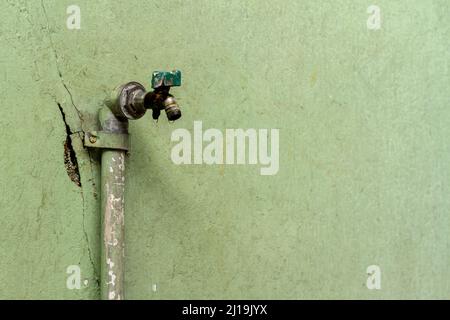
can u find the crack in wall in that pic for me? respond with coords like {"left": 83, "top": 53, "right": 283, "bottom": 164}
{"left": 40, "top": 1, "right": 97, "bottom": 198}
{"left": 41, "top": 1, "right": 100, "bottom": 294}
{"left": 80, "top": 185, "right": 101, "bottom": 291}
{"left": 58, "top": 105, "right": 100, "bottom": 293}
{"left": 58, "top": 103, "right": 82, "bottom": 187}
{"left": 40, "top": 0, "right": 83, "bottom": 122}
{"left": 86, "top": 148, "right": 99, "bottom": 200}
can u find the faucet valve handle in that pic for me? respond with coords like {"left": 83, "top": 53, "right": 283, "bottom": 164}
{"left": 151, "top": 70, "right": 182, "bottom": 89}
{"left": 148, "top": 70, "right": 182, "bottom": 121}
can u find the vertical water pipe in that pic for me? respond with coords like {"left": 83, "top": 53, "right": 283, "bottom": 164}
{"left": 98, "top": 108, "right": 128, "bottom": 300}
{"left": 84, "top": 71, "right": 182, "bottom": 300}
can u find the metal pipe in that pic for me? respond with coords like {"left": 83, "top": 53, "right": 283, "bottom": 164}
{"left": 101, "top": 149, "right": 126, "bottom": 300}
{"left": 85, "top": 70, "right": 183, "bottom": 300}
{"left": 99, "top": 108, "right": 128, "bottom": 300}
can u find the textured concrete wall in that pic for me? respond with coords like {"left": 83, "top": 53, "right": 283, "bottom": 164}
{"left": 0, "top": 0, "right": 449, "bottom": 299}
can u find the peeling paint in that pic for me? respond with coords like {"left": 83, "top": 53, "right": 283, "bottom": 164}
{"left": 102, "top": 150, "right": 126, "bottom": 300}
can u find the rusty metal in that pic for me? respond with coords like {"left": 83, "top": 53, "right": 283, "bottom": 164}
{"left": 150, "top": 70, "right": 182, "bottom": 121}
{"left": 105, "top": 82, "right": 148, "bottom": 120}
{"left": 104, "top": 71, "right": 182, "bottom": 122}
{"left": 84, "top": 70, "right": 183, "bottom": 300}
{"left": 84, "top": 131, "right": 130, "bottom": 151}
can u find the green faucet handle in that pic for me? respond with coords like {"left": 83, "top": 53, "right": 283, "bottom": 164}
{"left": 151, "top": 70, "right": 182, "bottom": 89}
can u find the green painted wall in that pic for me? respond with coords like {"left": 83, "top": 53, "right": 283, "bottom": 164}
{"left": 0, "top": 0, "right": 449, "bottom": 299}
